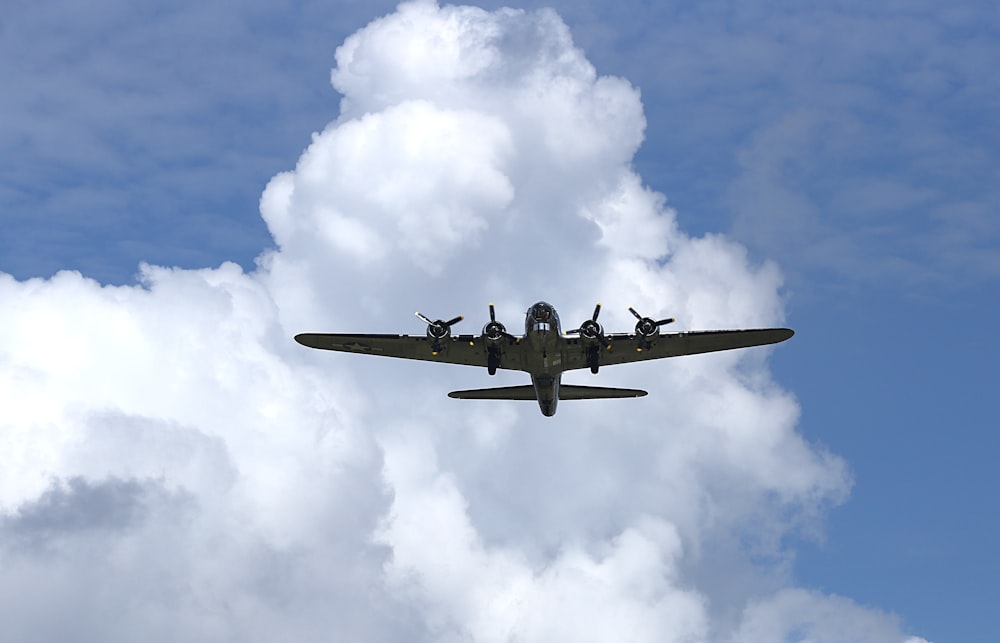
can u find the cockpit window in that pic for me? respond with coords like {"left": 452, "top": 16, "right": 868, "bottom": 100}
{"left": 526, "top": 302, "right": 559, "bottom": 335}
{"left": 531, "top": 304, "right": 552, "bottom": 321}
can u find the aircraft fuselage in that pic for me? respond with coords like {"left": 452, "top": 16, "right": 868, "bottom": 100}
{"left": 524, "top": 301, "right": 564, "bottom": 416}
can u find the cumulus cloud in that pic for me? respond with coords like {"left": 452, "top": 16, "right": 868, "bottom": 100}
{"left": 0, "top": 2, "right": 926, "bottom": 641}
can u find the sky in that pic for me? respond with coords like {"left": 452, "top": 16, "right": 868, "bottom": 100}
{"left": 1, "top": 0, "right": 997, "bottom": 641}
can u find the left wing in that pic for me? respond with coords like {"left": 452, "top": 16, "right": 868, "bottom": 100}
{"left": 294, "top": 333, "right": 525, "bottom": 370}
{"left": 563, "top": 328, "right": 794, "bottom": 371}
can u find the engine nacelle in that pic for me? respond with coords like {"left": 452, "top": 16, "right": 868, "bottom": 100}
{"left": 634, "top": 316, "right": 660, "bottom": 339}
{"left": 628, "top": 307, "right": 674, "bottom": 346}
{"left": 483, "top": 320, "right": 507, "bottom": 343}
{"left": 415, "top": 312, "right": 464, "bottom": 354}
{"left": 566, "top": 304, "right": 608, "bottom": 354}
{"left": 426, "top": 321, "right": 452, "bottom": 341}
{"left": 577, "top": 319, "right": 604, "bottom": 342}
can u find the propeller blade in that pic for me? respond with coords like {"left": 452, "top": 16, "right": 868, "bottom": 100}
{"left": 416, "top": 312, "right": 463, "bottom": 328}
{"left": 592, "top": 303, "right": 602, "bottom": 321}
{"left": 489, "top": 303, "right": 496, "bottom": 323}
{"left": 629, "top": 307, "right": 675, "bottom": 328}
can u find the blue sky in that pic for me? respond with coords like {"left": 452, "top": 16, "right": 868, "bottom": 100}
{"left": 2, "top": 1, "right": 997, "bottom": 640}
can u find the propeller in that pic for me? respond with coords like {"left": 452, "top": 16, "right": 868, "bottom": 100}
{"left": 415, "top": 311, "right": 464, "bottom": 339}
{"left": 482, "top": 303, "right": 513, "bottom": 342}
{"left": 628, "top": 306, "right": 674, "bottom": 338}
{"left": 567, "top": 302, "right": 609, "bottom": 348}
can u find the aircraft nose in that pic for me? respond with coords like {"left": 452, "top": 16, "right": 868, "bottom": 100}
{"left": 531, "top": 303, "right": 552, "bottom": 321}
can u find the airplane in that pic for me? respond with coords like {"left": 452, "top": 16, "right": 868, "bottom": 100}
{"left": 294, "top": 302, "right": 794, "bottom": 417}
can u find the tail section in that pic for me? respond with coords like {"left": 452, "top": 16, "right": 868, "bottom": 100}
{"left": 448, "top": 385, "right": 647, "bottom": 400}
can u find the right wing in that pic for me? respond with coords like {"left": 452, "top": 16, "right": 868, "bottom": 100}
{"left": 562, "top": 328, "right": 794, "bottom": 371}
{"left": 294, "top": 333, "right": 526, "bottom": 371}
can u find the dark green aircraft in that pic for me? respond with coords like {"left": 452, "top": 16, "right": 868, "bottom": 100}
{"left": 295, "top": 302, "right": 793, "bottom": 417}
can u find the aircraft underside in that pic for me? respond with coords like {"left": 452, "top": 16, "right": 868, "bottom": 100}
{"left": 295, "top": 300, "right": 793, "bottom": 417}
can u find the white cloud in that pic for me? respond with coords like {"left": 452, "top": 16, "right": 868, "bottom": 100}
{"left": 729, "top": 589, "right": 926, "bottom": 643}
{"left": 0, "top": 2, "right": 928, "bottom": 641}
{"left": 263, "top": 100, "right": 514, "bottom": 274}
{"left": 379, "top": 431, "right": 709, "bottom": 642}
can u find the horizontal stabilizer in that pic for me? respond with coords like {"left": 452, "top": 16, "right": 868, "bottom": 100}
{"left": 448, "top": 385, "right": 647, "bottom": 401}
{"left": 448, "top": 386, "right": 537, "bottom": 400}
{"left": 559, "top": 385, "right": 647, "bottom": 400}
